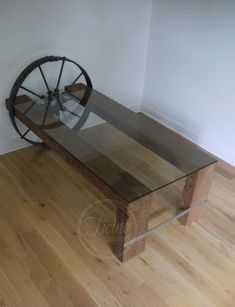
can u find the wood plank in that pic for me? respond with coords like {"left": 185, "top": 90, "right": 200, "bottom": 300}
{"left": 115, "top": 195, "right": 152, "bottom": 262}
{"left": 67, "top": 86, "right": 216, "bottom": 173}
{"left": 179, "top": 164, "right": 216, "bottom": 225}
{"left": 0, "top": 147, "right": 234, "bottom": 306}
{"left": 0, "top": 268, "right": 25, "bottom": 307}
{"left": 0, "top": 248, "right": 50, "bottom": 307}
{"left": 13, "top": 105, "right": 151, "bottom": 203}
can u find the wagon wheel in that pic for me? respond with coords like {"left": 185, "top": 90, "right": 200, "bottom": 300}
{"left": 8, "top": 56, "right": 92, "bottom": 145}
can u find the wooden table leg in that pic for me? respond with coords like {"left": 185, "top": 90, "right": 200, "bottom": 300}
{"left": 179, "top": 164, "right": 216, "bottom": 226}
{"left": 114, "top": 195, "right": 152, "bottom": 262}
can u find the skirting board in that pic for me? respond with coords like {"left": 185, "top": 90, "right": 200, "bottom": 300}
{"left": 129, "top": 104, "right": 142, "bottom": 113}
{"left": 141, "top": 104, "right": 235, "bottom": 167}
{"left": 0, "top": 137, "right": 31, "bottom": 156}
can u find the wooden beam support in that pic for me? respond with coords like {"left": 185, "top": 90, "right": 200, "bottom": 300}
{"left": 178, "top": 164, "right": 216, "bottom": 226}
{"left": 114, "top": 195, "right": 152, "bottom": 262}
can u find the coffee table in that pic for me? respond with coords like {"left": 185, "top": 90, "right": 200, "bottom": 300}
{"left": 6, "top": 57, "right": 217, "bottom": 262}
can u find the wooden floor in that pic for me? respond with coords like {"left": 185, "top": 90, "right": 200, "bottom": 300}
{"left": 0, "top": 146, "right": 234, "bottom": 307}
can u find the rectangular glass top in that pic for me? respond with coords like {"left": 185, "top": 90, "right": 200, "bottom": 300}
{"left": 14, "top": 84, "right": 217, "bottom": 202}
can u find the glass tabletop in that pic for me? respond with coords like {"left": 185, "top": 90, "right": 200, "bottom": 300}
{"left": 14, "top": 85, "right": 217, "bottom": 202}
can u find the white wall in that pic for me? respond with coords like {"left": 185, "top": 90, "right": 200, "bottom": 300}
{"left": 143, "top": 0, "right": 235, "bottom": 166}
{"left": 1, "top": 0, "right": 235, "bottom": 166}
{"left": 0, "top": 0, "right": 152, "bottom": 153}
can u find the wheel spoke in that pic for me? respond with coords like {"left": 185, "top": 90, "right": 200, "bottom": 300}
{"left": 22, "top": 128, "right": 30, "bottom": 138}
{"left": 42, "top": 99, "right": 51, "bottom": 127}
{"left": 71, "top": 72, "right": 83, "bottom": 85}
{"left": 55, "top": 58, "right": 65, "bottom": 91}
{"left": 63, "top": 109, "right": 81, "bottom": 118}
{"left": 39, "top": 66, "right": 50, "bottom": 92}
{"left": 56, "top": 96, "right": 81, "bottom": 118}
{"left": 56, "top": 96, "right": 64, "bottom": 111}
{"left": 23, "top": 100, "right": 37, "bottom": 115}
{"left": 20, "top": 86, "right": 45, "bottom": 99}
{"left": 68, "top": 110, "right": 81, "bottom": 118}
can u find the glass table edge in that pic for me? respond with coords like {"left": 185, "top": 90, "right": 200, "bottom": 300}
{"left": 13, "top": 94, "right": 219, "bottom": 204}
{"left": 127, "top": 160, "right": 218, "bottom": 203}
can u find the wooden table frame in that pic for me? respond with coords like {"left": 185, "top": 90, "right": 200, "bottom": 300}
{"left": 6, "top": 95, "right": 216, "bottom": 263}
{"left": 114, "top": 164, "right": 215, "bottom": 262}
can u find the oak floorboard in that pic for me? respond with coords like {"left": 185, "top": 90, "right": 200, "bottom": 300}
{"left": 0, "top": 146, "right": 234, "bottom": 306}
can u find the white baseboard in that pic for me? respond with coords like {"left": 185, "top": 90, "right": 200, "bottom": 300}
{"left": 129, "top": 104, "right": 142, "bottom": 113}
{"left": 141, "top": 104, "right": 235, "bottom": 167}
{"left": 0, "top": 137, "right": 31, "bottom": 156}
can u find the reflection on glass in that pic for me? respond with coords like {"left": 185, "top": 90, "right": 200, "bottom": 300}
{"left": 148, "top": 178, "right": 185, "bottom": 230}
{"left": 15, "top": 86, "right": 217, "bottom": 202}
